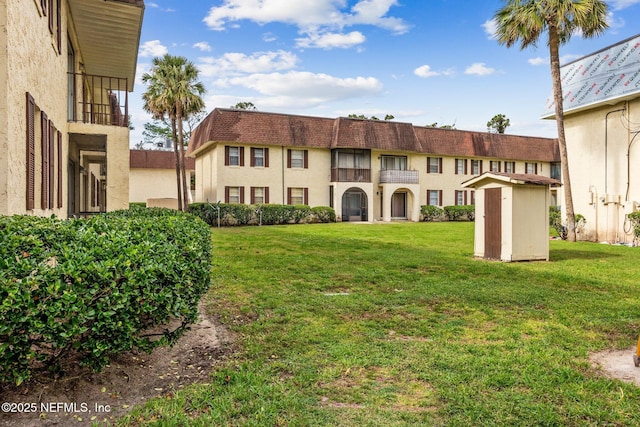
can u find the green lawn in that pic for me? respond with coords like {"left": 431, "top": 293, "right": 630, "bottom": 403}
{"left": 119, "top": 222, "right": 640, "bottom": 426}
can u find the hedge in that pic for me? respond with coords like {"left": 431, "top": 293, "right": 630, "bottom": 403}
{"left": 443, "top": 205, "right": 475, "bottom": 221}
{"left": 190, "top": 203, "right": 336, "bottom": 226}
{"left": 0, "top": 208, "right": 212, "bottom": 385}
{"left": 421, "top": 205, "right": 444, "bottom": 222}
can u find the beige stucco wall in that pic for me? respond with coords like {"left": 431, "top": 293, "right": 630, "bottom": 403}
{"left": 130, "top": 168, "right": 195, "bottom": 203}
{"left": 563, "top": 97, "right": 640, "bottom": 243}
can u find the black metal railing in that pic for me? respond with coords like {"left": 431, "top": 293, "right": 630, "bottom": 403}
{"left": 68, "top": 73, "right": 128, "bottom": 127}
{"left": 331, "top": 168, "right": 371, "bottom": 182}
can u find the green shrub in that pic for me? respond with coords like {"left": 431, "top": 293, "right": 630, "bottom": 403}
{"left": 628, "top": 211, "right": 640, "bottom": 239}
{"left": 421, "top": 205, "right": 444, "bottom": 222}
{"left": 549, "top": 206, "right": 586, "bottom": 239}
{"left": 310, "top": 206, "right": 336, "bottom": 223}
{"left": 443, "top": 205, "right": 475, "bottom": 221}
{"left": 0, "top": 208, "right": 212, "bottom": 385}
{"left": 129, "top": 202, "right": 146, "bottom": 209}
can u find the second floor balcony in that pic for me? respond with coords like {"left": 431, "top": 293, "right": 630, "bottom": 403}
{"left": 379, "top": 169, "right": 419, "bottom": 185}
{"left": 331, "top": 168, "right": 371, "bottom": 183}
{"left": 68, "top": 73, "right": 129, "bottom": 127}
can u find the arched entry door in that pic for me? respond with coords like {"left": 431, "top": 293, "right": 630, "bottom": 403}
{"left": 342, "top": 188, "right": 368, "bottom": 222}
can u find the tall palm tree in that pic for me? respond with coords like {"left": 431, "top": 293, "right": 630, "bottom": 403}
{"left": 494, "top": 0, "right": 608, "bottom": 242}
{"left": 141, "top": 55, "right": 205, "bottom": 212}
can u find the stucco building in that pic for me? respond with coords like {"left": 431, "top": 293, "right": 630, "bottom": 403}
{"left": 542, "top": 33, "right": 640, "bottom": 243}
{"left": 187, "top": 108, "right": 560, "bottom": 223}
{"left": 0, "top": 0, "right": 144, "bottom": 217}
{"left": 129, "top": 150, "right": 195, "bottom": 205}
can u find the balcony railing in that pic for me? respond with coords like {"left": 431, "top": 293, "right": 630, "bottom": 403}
{"left": 331, "top": 168, "right": 371, "bottom": 183}
{"left": 379, "top": 169, "right": 419, "bottom": 184}
{"left": 68, "top": 73, "right": 129, "bottom": 127}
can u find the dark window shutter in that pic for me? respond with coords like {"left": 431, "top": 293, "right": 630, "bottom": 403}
{"left": 41, "top": 112, "right": 49, "bottom": 209}
{"left": 265, "top": 187, "right": 270, "bottom": 204}
{"left": 303, "top": 188, "right": 309, "bottom": 205}
{"left": 479, "top": 160, "right": 483, "bottom": 174}
{"left": 49, "top": 121, "right": 54, "bottom": 208}
{"left": 224, "top": 186, "right": 230, "bottom": 203}
{"left": 224, "top": 146, "right": 230, "bottom": 166}
{"left": 287, "top": 187, "right": 292, "bottom": 204}
{"left": 26, "top": 93, "right": 35, "bottom": 210}
{"left": 264, "top": 148, "right": 269, "bottom": 168}
{"left": 240, "top": 186, "right": 245, "bottom": 204}
{"left": 287, "top": 149, "right": 292, "bottom": 168}
{"left": 250, "top": 148, "right": 255, "bottom": 167}
{"left": 303, "top": 150, "right": 308, "bottom": 169}
{"left": 56, "top": 0, "right": 61, "bottom": 52}
{"left": 57, "top": 131, "right": 62, "bottom": 208}
{"left": 438, "top": 190, "right": 443, "bottom": 206}
{"left": 464, "top": 191, "right": 468, "bottom": 205}
{"left": 464, "top": 159, "right": 468, "bottom": 175}
{"left": 250, "top": 187, "right": 255, "bottom": 204}
{"left": 48, "top": 0, "right": 54, "bottom": 34}
{"left": 427, "top": 158, "right": 431, "bottom": 173}
{"left": 239, "top": 147, "right": 245, "bottom": 166}
{"left": 455, "top": 160, "right": 459, "bottom": 175}
{"left": 439, "top": 158, "right": 443, "bottom": 174}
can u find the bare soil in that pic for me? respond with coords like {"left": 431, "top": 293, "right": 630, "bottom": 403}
{"left": 589, "top": 346, "right": 640, "bottom": 387}
{"left": 0, "top": 309, "right": 233, "bottom": 427}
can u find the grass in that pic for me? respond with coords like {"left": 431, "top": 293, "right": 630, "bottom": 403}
{"left": 118, "top": 222, "right": 640, "bottom": 426}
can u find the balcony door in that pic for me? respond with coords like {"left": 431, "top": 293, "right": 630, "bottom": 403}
{"left": 342, "top": 189, "right": 368, "bottom": 222}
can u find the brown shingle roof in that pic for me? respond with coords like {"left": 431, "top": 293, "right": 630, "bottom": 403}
{"left": 130, "top": 150, "right": 194, "bottom": 169}
{"left": 187, "top": 108, "right": 559, "bottom": 163}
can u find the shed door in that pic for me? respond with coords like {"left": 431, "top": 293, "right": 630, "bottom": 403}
{"left": 484, "top": 188, "right": 502, "bottom": 260}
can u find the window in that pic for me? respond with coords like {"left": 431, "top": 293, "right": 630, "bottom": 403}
{"left": 490, "top": 161, "right": 501, "bottom": 172}
{"left": 288, "top": 187, "right": 308, "bottom": 205}
{"left": 251, "top": 147, "right": 269, "bottom": 167}
{"left": 225, "top": 186, "right": 244, "bottom": 204}
{"left": 525, "top": 162, "right": 538, "bottom": 174}
{"left": 455, "top": 159, "right": 467, "bottom": 175}
{"left": 251, "top": 187, "right": 269, "bottom": 204}
{"left": 455, "top": 190, "right": 467, "bottom": 206}
{"left": 427, "top": 190, "right": 442, "bottom": 206}
{"left": 225, "top": 146, "right": 244, "bottom": 166}
{"left": 504, "top": 161, "right": 515, "bottom": 173}
{"left": 471, "top": 159, "right": 482, "bottom": 175}
{"left": 550, "top": 162, "right": 561, "bottom": 180}
{"left": 381, "top": 155, "right": 407, "bottom": 170}
{"left": 427, "top": 157, "right": 442, "bottom": 174}
{"left": 288, "top": 149, "right": 307, "bottom": 168}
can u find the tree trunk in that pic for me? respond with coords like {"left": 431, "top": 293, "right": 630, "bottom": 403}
{"left": 171, "top": 117, "right": 183, "bottom": 211}
{"left": 176, "top": 107, "right": 189, "bottom": 212}
{"left": 549, "top": 25, "right": 576, "bottom": 242}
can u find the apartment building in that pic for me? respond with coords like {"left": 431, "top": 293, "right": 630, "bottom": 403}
{"left": 129, "top": 149, "right": 195, "bottom": 204}
{"left": 0, "top": 0, "right": 144, "bottom": 217}
{"left": 187, "top": 108, "right": 560, "bottom": 223}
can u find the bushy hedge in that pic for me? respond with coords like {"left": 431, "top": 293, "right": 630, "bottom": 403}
{"left": 421, "top": 205, "right": 444, "bottom": 222}
{"left": 443, "top": 205, "right": 475, "bottom": 221}
{"left": 628, "top": 211, "right": 640, "bottom": 239}
{"left": 190, "top": 203, "right": 336, "bottom": 226}
{"left": 549, "top": 206, "right": 586, "bottom": 239}
{"left": 0, "top": 208, "right": 212, "bottom": 385}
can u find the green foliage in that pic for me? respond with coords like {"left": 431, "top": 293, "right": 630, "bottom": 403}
{"left": 421, "top": 205, "right": 444, "bottom": 221}
{"left": 129, "top": 202, "right": 147, "bottom": 209}
{"left": 627, "top": 211, "right": 640, "bottom": 239}
{"left": 487, "top": 113, "right": 511, "bottom": 133}
{"left": 0, "top": 208, "right": 212, "bottom": 385}
{"left": 550, "top": 206, "right": 586, "bottom": 239}
{"left": 443, "top": 205, "right": 475, "bottom": 221}
{"left": 189, "top": 203, "right": 336, "bottom": 226}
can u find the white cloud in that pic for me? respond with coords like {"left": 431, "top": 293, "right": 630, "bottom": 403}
{"left": 464, "top": 63, "right": 495, "bottom": 76}
{"left": 482, "top": 18, "right": 498, "bottom": 40}
{"left": 296, "top": 31, "right": 366, "bottom": 49}
{"left": 222, "top": 71, "right": 383, "bottom": 107}
{"left": 139, "top": 40, "right": 168, "bottom": 58}
{"left": 528, "top": 57, "right": 547, "bottom": 66}
{"left": 609, "top": 0, "right": 640, "bottom": 10}
{"left": 198, "top": 50, "right": 299, "bottom": 78}
{"left": 560, "top": 54, "right": 582, "bottom": 65}
{"left": 203, "top": 0, "right": 409, "bottom": 49}
{"left": 147, "top": 2, "right": 159, "bottom": 8}
{"left": 263, "top": 32, "right": 277, "bottom": 42}
{"left": 193, "top": 41, "right": 212, "bottom": 52}
{"left": 414, "top": 65, "right": 440, "bottom": 78}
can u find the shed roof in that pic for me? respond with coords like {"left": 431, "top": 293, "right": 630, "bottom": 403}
{"left": 187, "top": 108, "right": 559, "bottom": 163}
{"left": 461, "top": 172, "right": 562, "bottom": 188}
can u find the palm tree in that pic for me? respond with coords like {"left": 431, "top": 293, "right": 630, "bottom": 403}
{"left": 494, "top": 0, "right": 608, "bottom": 242}
{"left": 141, "top": 55, "right": 205, "bottom": 212}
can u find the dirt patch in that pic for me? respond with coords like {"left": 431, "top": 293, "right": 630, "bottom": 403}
{"left": 589, "top": 346, "right": 640, "bottom": 387}
{"left": 0, "top": 308, "right": 233, "bottom": 426}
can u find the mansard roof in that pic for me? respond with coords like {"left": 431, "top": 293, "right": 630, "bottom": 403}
{"left": 187, "top": 108, "right": 559, "bottom": 163}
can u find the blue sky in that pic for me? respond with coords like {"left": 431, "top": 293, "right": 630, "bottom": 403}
{"left": 130, "top": 0, "right": 640, "bottom": 146}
